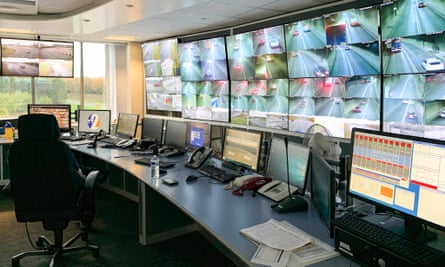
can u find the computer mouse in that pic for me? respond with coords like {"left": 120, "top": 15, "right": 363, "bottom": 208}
{"left": 186, "top": 175, "right": 198, "bottom": 183}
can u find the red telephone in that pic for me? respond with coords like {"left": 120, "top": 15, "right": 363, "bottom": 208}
{"left": 232, "top": 176, "right": 272, "bottom": 196}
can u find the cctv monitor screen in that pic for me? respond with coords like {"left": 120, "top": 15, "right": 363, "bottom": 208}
{"left": 349, "top": 127, "right": 445, "bottom": 235}
{"left": 222, "top": 128, "right": 262, "bottom": 171}
{"left": 27, "top": 104, "right": 71, "bottom": 132}
{"left": 141, "top": 117, "right": 163, "bottom": 142}
{"left": 163, "top": 120, "right": 187, "bottom": 148}
{"left": 267, "top": 135, "right": 310, "bottom": 195}
{"left": 1, "top": 38, "right": 74, "bottom": 77}
{"left": 115, "top": 112, "right": 139, "bottom": 138}
{"left": 77, "top": 109, "right": 111, "bottom": 135}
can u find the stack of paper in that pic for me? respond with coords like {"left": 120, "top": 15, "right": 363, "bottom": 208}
{"left": 240, "top": 219, "right": 339, "bottom": 267}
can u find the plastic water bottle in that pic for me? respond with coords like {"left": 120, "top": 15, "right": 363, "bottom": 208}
{"left": 4, "top": 121, "right": 13, "bottom": 140}
{"left": 151, "top": 154, "right": 160, "bottom": 179}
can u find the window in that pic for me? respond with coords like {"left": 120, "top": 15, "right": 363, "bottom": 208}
{"left": 0, "top": 41, "right": 115, "bottom": 119}
{"left": 0, "top": 77, "right": 32, "bottom": 118}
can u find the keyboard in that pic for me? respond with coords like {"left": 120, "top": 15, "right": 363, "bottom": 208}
{"left": 60, "top": 135, "right": 88, "bottom": 141}
{"left": 197, "top": 163, "right": 238, "bottom": 183}
{"left": 333, "top": 213, "right": 445, "bottom": 266}
{"left": 134, "top": 157, "right": 176, "bottom": 169}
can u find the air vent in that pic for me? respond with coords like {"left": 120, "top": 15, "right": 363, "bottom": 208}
{"left": 0, "top": 0, "right": 37, "bottom": 15}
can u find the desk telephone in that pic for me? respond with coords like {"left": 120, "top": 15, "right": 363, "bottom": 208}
{"left": 115, "top": 139, "right": 136, "bottom": 149}
{"left": 158, "top": 145, "right": 185, "bottom": 157}
{"left": 232, "top": 175, "right": 298, "bottom": 201}
{"left": 185, "top": 146, "right": 213, "bottom": 169}
{"left": 231, "top": 175, "right": 272, "bottom": 196}
{"left": 257, "top": 180, "right": 298, "bottom": 202}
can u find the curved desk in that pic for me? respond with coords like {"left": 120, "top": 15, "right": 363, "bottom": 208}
{"left": 70, "top": 143, "right": 354, "bottom": 267}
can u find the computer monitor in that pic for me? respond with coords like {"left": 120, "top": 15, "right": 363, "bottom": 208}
{"left": 77, "top": 109, "right": 111, "bottom": 135}
{"left": 222, "top": 128, "right": 262, "bottom": 172}
{"left": 186, "top": 122, "right": 211, "bottom": 150}
{"left": 141, "top": 117, "right": 163, "bottom": 142}
{"left": 115, "top": 112, "right": 139, "bottom": 139}
{"left": 163, "top": 120, "right": 187, "bottom": 148}
{"left": 267, "top": 135, "right": 310, "bottom": 195}
{"left": 311, "top": 151, "right": 336, "bottom": 237}
{"left": 348, "top": 128, "right": 445, "bottom": 240}
{"left": 27, "top": 104, "right": 71, "bottom": 133}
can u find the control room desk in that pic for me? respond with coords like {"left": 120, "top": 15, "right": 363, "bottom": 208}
{"left": 70, "top": 143, "right": 353, "bottom": 267}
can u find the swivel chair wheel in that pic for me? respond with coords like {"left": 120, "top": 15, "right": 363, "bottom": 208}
{"left": 36, "top": 236, "right": 50, "bottom": 249}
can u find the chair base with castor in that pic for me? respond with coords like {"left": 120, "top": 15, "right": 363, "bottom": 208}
{"left": 12, "top": 225, "right": 99, "bottom": 267}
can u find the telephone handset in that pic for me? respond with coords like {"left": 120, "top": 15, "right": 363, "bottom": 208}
{"left": 257, "top": 180, "right": 298, "bottom": 202}
{"left": 232, "top": 176, "right": 272, "bottom": 196}
{"left": 185, "top": 146, "right": 213, "bottom": 169}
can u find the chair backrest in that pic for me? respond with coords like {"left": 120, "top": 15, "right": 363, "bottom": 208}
{"left": 9, "top": 114, "right": 83, "bottom": 224}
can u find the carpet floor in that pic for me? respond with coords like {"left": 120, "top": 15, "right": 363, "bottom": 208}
{"left": 0, "top": 186, "right": 238, "bottom": 267}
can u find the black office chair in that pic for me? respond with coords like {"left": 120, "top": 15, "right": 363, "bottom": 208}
{"left": 8, "top": 114, "right": 100, "bottom": 267}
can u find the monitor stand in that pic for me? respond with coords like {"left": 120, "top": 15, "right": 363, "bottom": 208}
{"left": 404, "top": 218, "right": 437, "bottom": 243}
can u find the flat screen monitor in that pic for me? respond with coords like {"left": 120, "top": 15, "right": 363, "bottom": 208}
{"left": 77, "top": 109, "right": 111, "bottom": 135}
{"left": 163, "top": 120, "right": 187, "bottom": 148}
{"left": 186, "top": 121, "right": 211, "bottom": 150}
{"left": 222, "top": 128, "right": 262, "bottom": 171}
{"left": 267, "top": 135, "right": 310, "bottom": 195}
{"left": 1, "top": 38, "right": 74, "bottom": 77}
{"left": 115, "top": 112, "right": 139, "bottom": 138}
{"left": 141, "top": 117, "right": 163, "bottom": 142}
{"left": 311, "top": 151, "right": 336, "bottom": 237}
{"left": 348, "top": 127, "right": 445, "bottom": 238}
{"left": 27, "top": 104, "right": 71, "bottom": 132}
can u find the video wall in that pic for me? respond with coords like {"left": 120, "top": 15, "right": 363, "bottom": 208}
{"left": 1, "top": 38, "right": 74, "bottom": 77}
{"left": 381, "top": 0, "right": 445, "bottom": 139}
{"left": 141, "top": 0, "right": 445, "bottom": 139}
{"left": 179, "top": 37, "right": 230, "bottom": 122}
{"left": 142, "top": 38, "right": 182, "bottom": 112}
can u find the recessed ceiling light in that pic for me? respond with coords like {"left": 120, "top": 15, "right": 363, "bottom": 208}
{"left": 126, "top": 4, "right": 134, "bottom": 8}
{"left": 0, "top": 5, "right": 19, "bottom": 11}
{"left": 83, "top": 19, "right": 91, "bottom": 22}
{"left": 105, "top": 35, "right": 139, "bottom": 42}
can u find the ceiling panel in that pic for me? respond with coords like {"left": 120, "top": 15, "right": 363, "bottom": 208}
{"left": 0, "top": 0, "right": 363, "bottom": 42}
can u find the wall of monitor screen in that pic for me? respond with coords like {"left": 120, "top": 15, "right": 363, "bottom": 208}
{"left": 1, "top": 38, "right": 74, "bottom": 77}
{"left": 141, "top": 0, "right": 445, "bottom": 140}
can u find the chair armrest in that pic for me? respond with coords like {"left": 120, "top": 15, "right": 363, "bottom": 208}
{"left": 84, "top": 170, "right": 99, "bottom": 191}
{"left": 78, "top": 170, "right": 99, "bottom": 226}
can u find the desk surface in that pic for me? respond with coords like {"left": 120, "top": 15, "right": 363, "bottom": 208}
{"left": 70, "top": 143, "right": 353, "bottom": 266}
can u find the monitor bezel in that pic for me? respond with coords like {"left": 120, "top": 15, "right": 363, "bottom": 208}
{"left": 115, "top": 112, "right": 139, "bottom": 139}
{"left": 77, "top": 109, "right": 111, "bottom": 135}
{"left": 267, "top": 135, "right": 310, "bottom": 196}
{"left": 310, "top": 151, "right": 336, "bottom": 237}
{"left": 27, "top": 103, "right": 71, "bottom": 132}
{"left": 222, "top": 127, "right": 262, "bottom": 172}
{"left": 141, "top": 117, "right": 164, "bottom": 142}
{"left": 348, "top": 127, "right": 445, "bottom": 232}
{"left": 163, "top": 120, "right": 188, "bottom": 148}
